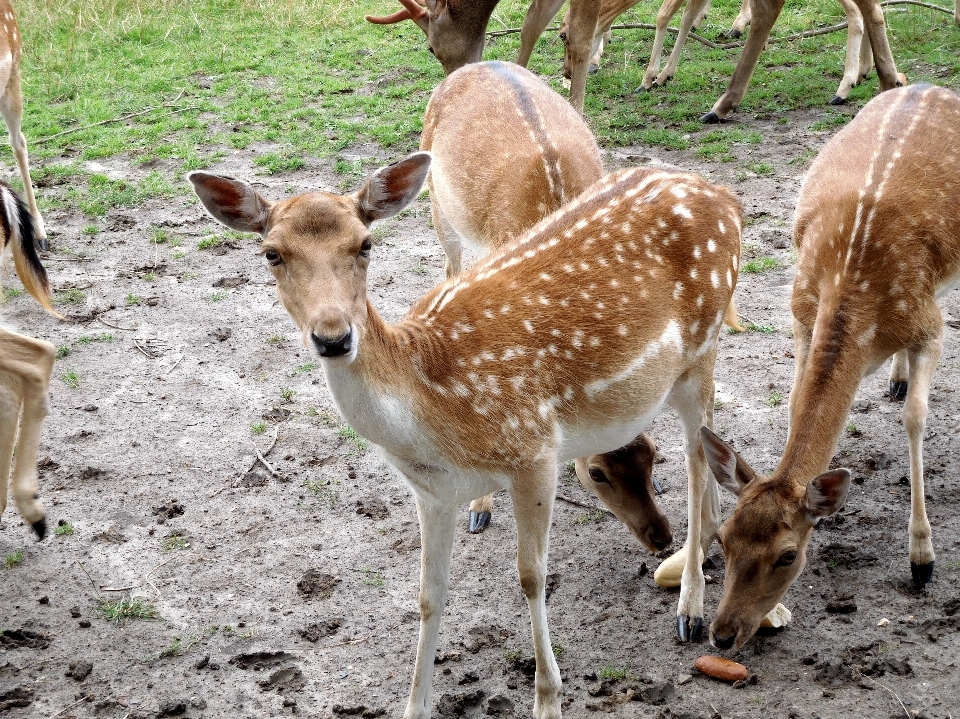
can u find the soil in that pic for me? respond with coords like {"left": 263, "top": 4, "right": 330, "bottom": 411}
{"left": 1, "top": 103, "right": 959, "bottom": 719}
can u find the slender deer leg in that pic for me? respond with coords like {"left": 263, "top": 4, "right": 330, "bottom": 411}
{"left": 468, "top": 493, "right": 494, "bottom": 533}
{"left": 511, "top": 460, "right": 561, "bottom": 719}
{"left": 639, "top": 0, "right": 687, "bottom": 91}
{"left": 857, "top": 20, "right": 874, "bottom": 79}
{"left": 429, "top": 191, "right": 464, "bottom": 280}
{"left": 655, "top": 0, "right": 714, "bottom": 87}
{"left": 701, "top": 0, "right": 786, "bottom": 122}
{"left": 518, "top": 0, "right": 566, "bottom": 67}
{"left": 850, "top": 0, "right": 901, "bottom": 91}
{"left": 694, "top": 0, "right": 714, "bottom": 30}
{"left": 903, "top": 335, "right": 940, "bottom": 587}
{"left": 667, "top": 362, "right": 715, "bottom": 642}
{"left": 0, "top": 383, "right": 18, "bottom": 520}
{"left": 789, "top": 318, "right": 813, "bottom": 428}
{"left": 404, "top": 496, "right": 457, "bottom": 719}
{"left": 565, "top": 0, "right": 602, "bottom": 113}
{"left": 0, "top": 67, "right": 46, "bottom": 247}
{"left": 831, "top": 0, "right": 867, "bottom": 105}
{"left": 889, "top": 349, "right": 909, "bottom": 401}
{"left": 726, "top": 0, "right": 752, "bottom": 38}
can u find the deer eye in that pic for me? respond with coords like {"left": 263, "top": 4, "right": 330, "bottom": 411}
{"left": 775, "top": 550, "right": 798, "bottom": 567}
{"left": 559, "top": 32, "right": 567, "bottom": 42}
{"left": 588, "top": 467, "right": 609, "bottom": 484}
{"left": 359, "top": 238, "right": 373, "bottom": 258}
{"left": 265, "top": 250, "right": 282, "bottom": 266}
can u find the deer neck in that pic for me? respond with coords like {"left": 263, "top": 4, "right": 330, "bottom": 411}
{"left": 774, "top": 304, "right": 868, "bottom": 486}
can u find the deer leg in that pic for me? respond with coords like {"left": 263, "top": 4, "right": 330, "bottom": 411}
{"left": 588, "top": 28, "right": 612, "bottom": 73}
{"left": 857, "top": 21, "right": 874, "bottom": 79}
{"left": 903, "top": 336, "right": 940, "bottom": 587}
{"left": 830, "top": 0, "right": 866, "bottom": 105}
{"left": 639, "top": 0, "right": 687, "bottom": 91}
{"left": 667, "top": 363, "right": 716, "bottom": 642}
{"left": 789, "top": 318, "right": 813, "bottom": 428}
{"left": 510, "top": 460, "right": 561, "bottom": 719}
{"left": 518, "top": 0, "right": 566, "bottom": 67}
{"left": 430, "top": 195, "right": 464, "bottom": 280}
{"left": 403, "top": 495, "right": 457, "bottom": 719}
{"left": 889, "top": 349, "right": 909, "bottom": 401}
{"left": 0, "top": 68, "right": 46, "bottom": 248}
{"left": 564, "top": 0, "right": 602, "bottom": 113}
{"left": 849, "top": 0, "right": 901, "bottom": 91}
{"left": 693, "top": 0, "right": 714, "bottom": 31}
{"left": 725, "top": 0, "right": 752, "bottom": 38}
{"left": 468, "top": 493, "right": 494, "bottom": 533}
{"left": 655, "top": 0, "right": 713, "bottom": 88}
{"left": 701, "top": 0, "right": 786, "bottom": 122}
{"left": 0, "top": 383, "right": 19, "bottom": 521}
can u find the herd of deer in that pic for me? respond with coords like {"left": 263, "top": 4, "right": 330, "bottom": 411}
{"left": 2, "top": 0, "right": 959, "bottom": 716}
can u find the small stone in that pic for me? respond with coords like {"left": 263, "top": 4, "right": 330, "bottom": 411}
{"left": 676, "top": 673, "right": 693, "bottom": 685}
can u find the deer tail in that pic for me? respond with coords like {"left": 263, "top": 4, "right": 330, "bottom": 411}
{"left": 4, "top": 182, "right": 61, "bottom": 318}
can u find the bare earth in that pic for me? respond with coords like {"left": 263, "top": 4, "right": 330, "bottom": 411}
{"left": 1, "top": 106, "right": 958, "bottom": 719}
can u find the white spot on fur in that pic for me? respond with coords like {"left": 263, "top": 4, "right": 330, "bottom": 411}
{"left": 711, "top": 270, "right": 719, "bottom": 288}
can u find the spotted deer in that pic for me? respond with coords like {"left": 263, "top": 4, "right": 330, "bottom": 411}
{"left": 0, "top": 0, "right": 46, "bottom": 248}
{"left": 0, "top": 180, "right": 59, "bottom": 539}
{"left": 190, "top": 154, "right": 741, "bottom": 716}
{"left": 701, "top": 84, "right": 960, "bottom": 651}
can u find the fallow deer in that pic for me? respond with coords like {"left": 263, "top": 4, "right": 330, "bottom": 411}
{"left": 0, "top": 180, "right": 59, "bottom": 539}
{"left": 189, "top": 154, "right": 742, "bottom": 717}
{"left": 0, "top": 0, "right": 46, "bottom": 248}
{"left": 701, "top": 83, "right": 960, "bottom": 651}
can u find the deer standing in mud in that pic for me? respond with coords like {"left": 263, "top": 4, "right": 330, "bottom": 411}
{"left": 0, "top": 180, "right": 59, "bottom": 539}
{"left": 701, "top": 84, "right": 960, "bottom": 651}
{"left": 190, "top": 152, "right": 741, "bottom": 717}
{"left": 0, "top": 0, "right": 46, "bottom": 247}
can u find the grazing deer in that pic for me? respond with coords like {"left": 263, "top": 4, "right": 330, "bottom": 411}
{"left": 0, "top": 180, "right": 59, "bottom": 540}
{"left": 190, "top": 154, "right": 742, "bottom": 716}
{"left": 701, "top": 84, "right": 960, "bottom": 652}
{"left": 0, "top": 0, "right": 46, "bottom": 248}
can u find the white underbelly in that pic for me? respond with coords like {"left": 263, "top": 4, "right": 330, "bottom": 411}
{"left": 381, "top": 448, "right": 510, "bottom": 505}
{"left": 556, "top": 400, "right": 666, "bottom": 462}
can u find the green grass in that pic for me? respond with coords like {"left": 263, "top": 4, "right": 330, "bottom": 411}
{"left": 208, "top": 291, "right": 228, "bottom": 302}
{"left": 3, "top": 287, "right": 24, "bottom": 300}
{"left": 163, "top": 534, "right": 189, "bottom": 551}
{"left": 98, "top": 595, "right": 159, "bottom": 624}
{"left": 292, "top": 362, "right": 317, "bottom": 375}
{"left": 303, "top": 477, "right": 340, "bottom": 508}
{"left": 61, "top": 370, "right": 81, "bottom": 389}
{"left": 575, "top": 508, "right": 607, "bottom": 525}
{"left": 337, "top": 425, "right": 368, "bottom": 451}
{"left": 54, "top": 287, "right": 86, "bottom": 305}
{"left": 126, "top": 293, "right": 141, "bottom": 305}
{"left": 741, "top": 257, "right": 781, "bottom": 274}
{"left": 55, "top": 522, "right": 75, "bottom": 536}
{"left": 5, "top": 550, "right": 24, "bottom": 568}
{"left": 251, "top": 421, "right": 268, "bottom": 435}
{"left": 56, "top": 344, "right": 71, "bottom": 359}
{"left": 598, "top": 666, "right": 630, "bottom": 682}
{"left": 766, "top": 390, "right": 784, "bottom": 407}
{"left": 280, "top": 387, "right": 296, "bottom": 401}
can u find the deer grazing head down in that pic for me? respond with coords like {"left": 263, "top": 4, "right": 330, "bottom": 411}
{"left": 702, "top": 83, "right": 960, "bottom": 651}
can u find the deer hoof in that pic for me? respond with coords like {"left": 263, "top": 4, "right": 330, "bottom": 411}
{"left": 32, "top": 516, "right": 47, "bottom": 541}
{"left": 829, "top": 95, "right": 847, "bottom": 106}
{"left": 889, "top": 381, "right": 908, "bottom": 402}
{"left": 35, "top": 236, "right": 49, "bottom": 252}
{"left": 469, "top": 510, "right": 491, "bottom": 534}
{"left": 633, "top": 84, "right": 652, "bottom": 94}
{"left": 677, "top": 616, "right": 704, "bottom": 643}
{"left": 911, "top": 561, "right": 934, "bottom": 587}
{"left": 725, "top": 28, "right": 743, "bottom": 39}
{"left": 700, "top": 111, "right": 722, "bottom": 124}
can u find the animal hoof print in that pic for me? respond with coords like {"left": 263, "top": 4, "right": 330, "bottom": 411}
{"left": 889, "top": 381, "right": 908, "bottom": 401}
{"left": 829, "top": 95, "right": 847, "bottom": 106}
{"left": 911, "top": 561, "right": 934, "bottom": 588}
{"left": 32, "top": 516, "right": 47, "bottom": 541}
{"left": 700, "top": 111, "right": 722, "bottom": 124}
{"left": 469, "top": 511, "right": 491, "bottom": 534}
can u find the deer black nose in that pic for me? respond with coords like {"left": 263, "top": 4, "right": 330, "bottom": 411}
{"left": 711, "top": 632, "right": 737, "bottom": 650}
{"left": 311, "top": 329, "right": 353, "bottom": 358}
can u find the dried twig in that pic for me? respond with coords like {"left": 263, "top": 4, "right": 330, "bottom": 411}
{"left": 556, "top": 493, "right": 612, "bottom": 514}
{"left": 50, "top": 694, "right": 99, "bottom": 718}
{"left": 96, "top": 314, "right": 136, "bottom": 331}
{"left": 853, "top": 669, "right": 910, "bottom": 718}
{"left": 100, "top": 585, "right": 136, "bottom": 592}
{"left": 41, "top": 255, "right": 94, "bottom": 262}
{"left": 132, "top": 340, "right": 155, "bottom": 359}
{"left": 144, "top": 556, "right": 176, "bottom": 601}
{"left": 210, "top": 427, "right": 280, "bottom": 496}
{"left": 166, "top": 354, "right": 185, "bottom": 375}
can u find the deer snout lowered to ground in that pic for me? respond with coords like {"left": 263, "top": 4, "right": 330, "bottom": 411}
{"left": 701, "top": 83, "right": 960, "bottom": 652}
{"left": 190, "top": 150, "right": 742, "bottom": 716}
{"left": 0, "top": 181, "right": 60, "bottom": 540}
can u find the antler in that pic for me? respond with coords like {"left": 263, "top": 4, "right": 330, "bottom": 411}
{"left": 365, "top": 0, "right": 428, "bottom": 26}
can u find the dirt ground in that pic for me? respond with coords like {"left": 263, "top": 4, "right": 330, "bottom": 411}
{"left": 1, "top": 101, "right": 959, "bottom": 719}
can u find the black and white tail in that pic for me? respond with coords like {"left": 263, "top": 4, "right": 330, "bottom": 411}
{"left": 0, "top": 180, "right": 59, "bottom": 317}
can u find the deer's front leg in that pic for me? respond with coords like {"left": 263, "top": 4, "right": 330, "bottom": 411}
{"left": 404, "top": 496, "right": 457, "bottom": 719}
{"left": 510, "top": 460, "right": 561, "bottom": 719}
{"left": 0, "top": 384, "right": 19, "bottom": 520}
{"left": 904, "top": 335, "right": 941, "bottom": 587}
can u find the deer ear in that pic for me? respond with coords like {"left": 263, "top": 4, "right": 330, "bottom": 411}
{"left": 188, "top": 172, "right": 272, "bottom": 235}
{"left": 700, "top": 426, "right": 756, "bottom": 497}
{"left": 805, "top": 469, "right": 851, "bottom": 522}
{"left": 356, "top": 152, "right": 432, "bottom": 225}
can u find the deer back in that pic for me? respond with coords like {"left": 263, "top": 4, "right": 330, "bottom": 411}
{"left": 420, "top": 61, "right": 603, "bottom": 251}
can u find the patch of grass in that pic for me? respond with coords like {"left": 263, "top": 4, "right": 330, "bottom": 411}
{"left": 150, "top": 228, "right": 169, "bottom": 244}
{"left": 3, "top": 287, "right": 23, "bottom": 300}
{"left": 126, "top": 293, "right": 141, "bottom": 305}
{"left": 55, "top": 522, "right": 75, "bottom": 536}
{"left": 76, "top": 333, "right": 114, "bottom": 344}
{"left": 73, "top": 172, "right": 175, "bottom": 217}
{"left": 81, "top": 224, "right": 99, "bottom": 235}
{"left": 575, "top": 508, "right": 606, "bottom": 525}
{"left": 303, "top": 477, "right": 340, "bottom": 508}
{"left": 98, "top": 595, "right": 159, "bottom": 624}
{"left": 208, "top": 291, "right": 228, "bottom": 302}
{"left": 143, "top": 272, "right": 156, "bottom": 282}
{"left": 197, "top": 235, "right": 223, "bottom": 250}
{"left": 292, "top": 361, "right": 317, "bottom": 375}
{"left": 360, "top": 566, "right": 385, "bottom": 587}
{"left": 61, "top": 371, "right": 81, "bottom": 389}
{"left": 163, "top": 534, "right": 189, "bottom": 551}
{"left": 54, "top": 287, "right": 86, "bottom": 305}
{"left": 411, "top": 258, "right": 427, "bottom": 276}
{"left": 598, "top": 666, "right": 630, "bottom": 682}
{"left": 5, "top": 550, "right": 24, "bottom": 568}
{"left": 172, "top": 250, "right": 186, "bottom": 259}
{"left": 251, "top": 421, "right": 268, "bottom": 435}
{"left": 746, "top": 162, "right": 776, "bottom": 176}
{"left": 305, "top": 406, "right": 319, "bottom": 417}
{"left": 742, "top": 322, "right": 778, "bottom": 334}
{"left": 741, "top": 257, "right": 781, "bottom": 274}
{"left": 337, "top": 425, "right": 368, "bottom": 451}
{"left": 552, "top": 642, "right": 565, "bottom": 658}
{"left": 267, "top": 334, "right": 286, "bottom": 344}
{"left": 846, "top": 422, "right": 861, "bottom": 437}
{"left": 56, "top": 344, "right": 71, "bottom": 359}
{"left": 280, "top": 387, "right": 296, "bottom": 401}
{"left": 766, "top": 390, "right": 784, "bottom": 407}
{"left": 255, "top": 150, "right": 306, "bottom": 175}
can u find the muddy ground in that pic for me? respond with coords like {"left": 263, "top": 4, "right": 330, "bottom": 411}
{"left": 1, "top": 100, "right": 959, "bottom": 719}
